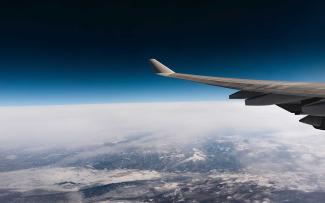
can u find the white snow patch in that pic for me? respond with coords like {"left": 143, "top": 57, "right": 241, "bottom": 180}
{"left": 209, "top": 171, "right": 325, "bottom": 192}
{"left": 154, "top": 182, "right": 178, "bottom": 192}
{"left": 183, "top": 148, "right": 207, "bottom": 162}
{"left": 5, "top": 155, "right": 17, "bottom": 160}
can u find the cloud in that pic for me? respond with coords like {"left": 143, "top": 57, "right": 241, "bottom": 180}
{"left": 0, "top": 101, "right": 319, "bottom": 149}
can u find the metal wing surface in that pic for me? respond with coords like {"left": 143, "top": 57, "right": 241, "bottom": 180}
{"left": 150, "top": 59, "right": 325, "bottom": 130}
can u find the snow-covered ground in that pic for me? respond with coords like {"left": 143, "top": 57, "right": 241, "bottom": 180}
{"left": 0, "top": 167, "right": 160, "bottom": 192}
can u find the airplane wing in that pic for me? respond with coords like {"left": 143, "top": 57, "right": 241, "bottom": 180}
{"left": 149, "top": 59, "right": 325, "bottom": 130}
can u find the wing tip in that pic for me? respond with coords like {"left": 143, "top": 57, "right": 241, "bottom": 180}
{"left": 149, "top": 59, "right": 175, "bottom": 76}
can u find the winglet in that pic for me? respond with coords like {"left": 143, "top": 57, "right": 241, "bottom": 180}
{"left": 149, "top": 59, "right": 175, "bottom": 76}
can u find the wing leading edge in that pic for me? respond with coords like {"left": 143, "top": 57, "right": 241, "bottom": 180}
{"left": 149, "top": 59, "right": 325, "bottom": 130}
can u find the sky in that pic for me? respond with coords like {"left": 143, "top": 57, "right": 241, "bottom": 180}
{"left": 1, "top": 1, "right": 325, "bottom": 105}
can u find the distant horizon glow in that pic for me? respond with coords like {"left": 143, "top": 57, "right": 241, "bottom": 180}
{"left": 0, "top": 101, "right": 317, "bottom": 149}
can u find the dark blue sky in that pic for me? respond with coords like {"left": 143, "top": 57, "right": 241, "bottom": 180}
{"left": 1, "top": 0, "right": 325, "bottom": 105}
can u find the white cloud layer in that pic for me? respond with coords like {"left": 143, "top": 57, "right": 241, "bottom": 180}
{"left": 0, "top": 101, "right": 321, "bottom": 149}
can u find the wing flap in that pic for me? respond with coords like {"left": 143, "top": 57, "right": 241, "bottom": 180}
{"left": 245, "top": 94, "right": 307, "bottom": 106}
{"left": 277, "top": 103, "right": 302, "bottom": 114}
{"left": 302, "top": 99, "right": 325, "bottom": 116}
